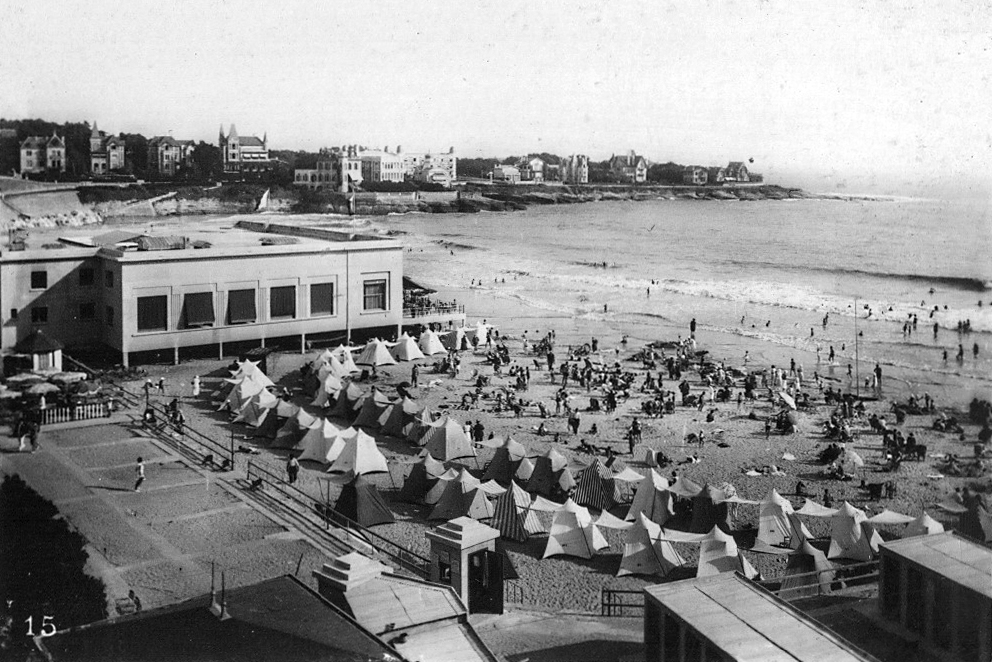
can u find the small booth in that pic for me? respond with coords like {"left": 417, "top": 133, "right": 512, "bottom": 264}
{"left": 4, "top": 330, "right": 63, "bottom": 376}
{"left": 426, "top": 517, "right": 503, "bottom": 614}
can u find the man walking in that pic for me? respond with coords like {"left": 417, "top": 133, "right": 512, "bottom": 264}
{"left": 134, "top": 457, "right": 146, "bottom": 492}
{"left": 286, "top": 455, "right": 300, "bottom": 484}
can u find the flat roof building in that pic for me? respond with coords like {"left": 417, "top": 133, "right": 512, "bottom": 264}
{"left": 879, "top": 531, "right": 992, "bottom": 662}
{"left": 0, "top": 219, "right": 407, "bottom": 366}
{"left": 643, "top": 573, "right": 878, "bottom": 662}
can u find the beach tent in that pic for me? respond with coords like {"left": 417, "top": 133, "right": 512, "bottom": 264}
{"left": 298, "top": 420, "right": 350, "bottom": 465}
{"left": 329, "top": 383, "right": 365, "bottom": 421}
{"left": 417, "top": 330, "right": 447, "bottom": 356}
{"left": 902, "top": 512, "right": 945, "bottom": 538}
{"left": 398, "top": 453, "right": 447, "bottom": 503}
{"left": 378, "top": 397, "right": 422, "bottom": 438}
{"left": 441, "top": 327, "right": 467, "bottom": 352}
{"left": 232, "top": 388, "right": 278, "bottom": 427}
{"left": 527, "top": 448, "right": 572, "bottom": 497}
{"left": 312, "top": 373, "right": 344, "bottom": 408}
{"left": 252, "top": 404, "right": 283, "bottom": 439}
{"left": 690, "top": 484, "right": 731, "bottom": 534}
{"left": 328, "top": 429, "right": 389, "bottom": 476}
{"left": 490, "top": 482, "right": 546, "bottom": 542}
{"left": 275, "top": 399, "right": 300, "bottom": 419}
{"left": 515, "top": 457, "right": 535, "bottom": 482}
{"left": 309, "top": 348, "right": 335, "bottom": 372}
{"left": 316, "top": 354, "right": 351, "bottom": 381}
{"left": 333, "top": 475, "right": 395, "bottom": 527}
{"left": 617, "top": 512, "right": 685, "bottom": 578}
{"left": 352, "top": 389, "right": 392, "bottom": 430}
{"left": 429, "top": 469, "right": 494, "bottom": 521}
{"left": 424, "top": 467, "right": 461, "bottom": 505}
{"left": 778, "top": 540, "right": 835, "bottom": 600}
{"left": 355, "top": 339, "right": 397, "bottom": 368}
{"left": 481, "top": 436, "right": 527, "bottom": 484}
{"left": 625, "top": 470, "right": 674, "bottom": 527}
{"left": 573, "top": 458, "right": 619, "bottom": 512}
{"left": 866, "top": 509, "right": 916, "bottom": 526}
{"left": 697, "top": 526, "right": 759, "bottom": 579}
{"left": 330, "top": 345, "right": 361, "bottom": 374}
{"left": 218, "top": 374, "right": 265, "bottom": 412}
{"left": 786, "top": 513, "right": 814, "bottom": 550}
{"left": 796, "top": 499, "right": 839, "bottom": 518}
{"left": 542, "top": 499, "right": 609, "bottom": 560}
{"left": 419, "top": 416, "right": 476, "bottom": 462}
{"left": 404, "top": 407, "right": 437, "bottom": 443}
{"left": 390, "top": 333, "right": 426, "bottom": 362}
{"left": 757, "top": 489, "right": 797, "bottom": 548}
{"left": 668, "top": 475, "right": 704, "bottom": 499}
{"left": 827, "top": 502, "right": 882, "bottom": 561}
{"left": 271, "top": 409, "right": 321, "bottom": 449}
{"left": 228, "top": 359, "right": 276, "bottom": 389}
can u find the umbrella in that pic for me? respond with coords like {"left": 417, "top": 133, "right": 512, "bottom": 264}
{"left": 26, "top": 382, "right": 60, "bottom": 395}
{"left": 0, "top": 387, "right": 23, "bottom": 400}
{"left": 6, "top": 373, "right": 45, "bottom": 386}
{"left": 47, "top": 371, "right": 88, "bottom": 384}
{"left": 778, "top": 392, "right": 797, "bottom": 410}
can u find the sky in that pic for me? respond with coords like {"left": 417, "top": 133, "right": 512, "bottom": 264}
{"left": 1, "top": 0, "right": 990, "bottom": 196}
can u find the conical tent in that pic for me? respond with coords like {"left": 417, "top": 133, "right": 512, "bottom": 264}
{"left": 379, "top": 397, "right": 421, "bottom": 438}
{"left": 353, "top": 394, "right": 389, "bottom": 430}
{"left": 312, "top": 373, "right": 344, "bottom": 408}
{"left": 418, "top": 330, "right": 447, "bottom": 355}
{"left": 404, "top": 407, "right": 436, "bottom": 443}
{"left": 253, "top": 405, "right": 282, "bottom": 439}
{"left": 429, "top": 480, "right": 494, "bottom": 521}
{"left": 271, "top": 410, "right": 321, "bottom": 449}
{"left": 902, "top": 512, "right": 945, "bottom": 538}
{"left": 491, "top": 489, "right": 530, "bottom": 542}
{"left": 232, "top": 389, "right": 277, "bottom": 427}
{"left": 424, "top": 467, "right": 462, "bottom": 505}
{"left": 329, "top": 345, "right": 361, "bottom": 374}
{"left": 573, "top": 458, "right": 618, "bottom": 511}
{"left": 310, "top": 348, "right": 334, "bottom": 372}
{"left": 398, "top": 453, "right": 447, "bottom": 503}
{"left": 329, "top": 383, "right": 364, "bottom": 421}
{"left": 669, "top": 476, "right": 704, "bottom": 499}
{"left": 511, "top": 481, "right": 548, "bottom": 535}
{"left": 275, "top": 400, "right": 300, "bottom": 419}
{"left": 319, "top": 354, "right": 351, "bottom": 380}
{"left": 390, "top": 334, "right": 426, "bottom": 362}
{"left": 419, "top": 416, "right": 476, "bottom": 461}
{"left": 626, "top": 470, "right": 674, "bottom": 526}
{"left": 618, "top": 512, "right": 685, "bottom": 578}
{"left": 328, "top": 429, "right": 389, "bottom": 476}
{"left": 441, "top": 327, "right": 466, "bottom": 351}
{"left": 690, "top": 484, "right": 731, "bottom": 534}
{"left": 298, "top": 420, "right": 349, "bottom": 464}
{"left": 482, "top": 437, "right": 527, "bottom": 484}
{"left": 355, "top": 339, "right": 397, "bottom": 367}
{"left": 757, "top": 489, "right": 795, "bottom": 547}
{"left": 542, "top": 499, "right": 608, "bottom": 559}
{"left": 515, "top": 457, "right": 535, "bottom": 482}
{"left": 827, "top": 502, "right": 881, "bottom": 561}
{"left": 333, "top": 476, "right": 395, "bottom": 527}
{"left": 786, "top": 512, "right": 814, "bottom": 550}
{"left": 778, "top": 540, "right": 834, "bottom": 600}
{"left": 697, "top": 526, "right": 759, "bottom": 579}
{"left": 219, "top": 375, "right": 265, "bottom": 412}
{"left": 527, "top": 448, "right": 571, "bottom": 497}
{"left": 228, "top": 360, "right": 276, "bottom": 389}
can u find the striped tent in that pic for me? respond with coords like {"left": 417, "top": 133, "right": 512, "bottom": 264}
{"left": 419, "top": 416, "right": 476, "bottom": 461}
{"left": 573, "top": 458, "right": 618, "bottom": 512}
{"left": 490, "top": 481, "right": 547, "bottom": 542}
{"left": 404, "top": 407, "right": 437, "bottom": 443}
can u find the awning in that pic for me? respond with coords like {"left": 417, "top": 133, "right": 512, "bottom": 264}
{"left": 182, "top": 292, "right": 215, "bottom": 328}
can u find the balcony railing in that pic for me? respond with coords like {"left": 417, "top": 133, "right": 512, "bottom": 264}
{"left": 402, "top": 303, "right": 465, "bottom": 319}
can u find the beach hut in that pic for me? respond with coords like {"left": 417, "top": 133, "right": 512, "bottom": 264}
{"left": 542, "top": 499, "right": 608, "bottom": 560}
{"left": 757, "top": 488, "right": 797, "bottom": 548}
{"left": 902, "top": 512, "right": 945, "bottom": 538}
{"left": 11, "top": 330, "right": 63, "bottom": 372}
{"left": 333, "top": 476, "right": 395, "bottom": 527}
{"left": 527, "top": 448, "right": 572, "bottom": 497}
{"left": 390, "top": 333, "right": 426, "bottom": 362}
{"left": 328, "top": 430, "right": 389, "bottom": 476}
{"left": 827, "top": 502, "right": 882, "bottom": 561}
{"left": 355, "top": 339, "right": 397, "bottom": 368}
{"left": 429, "top": 469, "right": 494, "bottom": 521}
{"left": 329, "top": 383, "right": 365, "bottom": 421}
{"left": 778, "top": 540, "right": 835, "bottom": 600}
{"left": 617, "top": 512, "right": 685, "bottom": 578}
{"left": 398, "top": 453, "right": 447, "bottom": 504}
{"left": 419, "top": 416, "right": 476, "bottom": 462}
{"left": 690, "top": 484, "right": 731, "bottom": 534}
{"left": 697, "top": 526, "right": 759, "bottom": 579}
{"left": 417, "top": 330, "right": 447, "bottom": 356}
{"left": 353, "top": 389, "right": 392, "bottom": 430}
{"left": 573, "top": 458, "right": 618, "bottom": 512}
{"left": 481, "top": 436, "right": 527, "bottom": 484}
{"left": 298, "top": 420, "right": 350, "bottom": 465}
{"left": 625, "top": 469, "right": 674, "bottom": 527}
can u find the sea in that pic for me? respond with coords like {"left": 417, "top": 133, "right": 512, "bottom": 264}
{"left": 351, "top": 195, "right": 992, "bottom": 408}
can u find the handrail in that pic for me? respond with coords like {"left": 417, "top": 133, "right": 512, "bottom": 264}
{"left": 601, "top": 588, "right": 645, "bottom": 617}
{"left": 246, "top": 460, "right": 431, "bottom": 579}
{"left": 758, "top": 559, "right": 879, "bottom": 599}
{"left": 140, "top": 397, "right": 235, "bottom": 468}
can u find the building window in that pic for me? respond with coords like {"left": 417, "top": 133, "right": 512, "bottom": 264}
{"left": 363, "top": 279, "right": 387, "bottom": 311}
{"left": 79, "top": 302, "right": 96, "bottom": 320}
{"left": 270, "top": 286, "right": 296, "bottom": 319}
{"left": 227, "top": 289, "right": 256, "bottom": 324}
{"left": 105, "top": 270, "right": 114, "bottom": 287}
{"left": 10, "top": 309, "right": 17, "bottom": 320}
{"left": 79, "top": 267, "right": 94, "bottom": 287}
{"left": 30, "top": 271, "right": 47, "bottom": 290}
{"left": 181, "top": 292, "right": 215, "bottom": 328}
{"left": 310, "top": 283, "right": 334, "bottom": 317}
{"left": 106, "top": 306, "right": 114, "bottom": 326}
{"left": 31, "top": 307, "right": 47, "bottom": 324}
{"left": 136, "top": 295, "right": 167, "bottom": 332}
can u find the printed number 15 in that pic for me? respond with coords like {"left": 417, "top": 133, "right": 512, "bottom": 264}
{"left": 25, "top": 615, "right": 57, "bottom": 637}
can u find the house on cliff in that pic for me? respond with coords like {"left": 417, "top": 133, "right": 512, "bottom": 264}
{"left": 608, "top": 151, "right": 648, "bottom": 183}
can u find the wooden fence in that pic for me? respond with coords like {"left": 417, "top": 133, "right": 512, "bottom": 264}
{"left": 40, "top": 402, "right": 109, "bottom": 425}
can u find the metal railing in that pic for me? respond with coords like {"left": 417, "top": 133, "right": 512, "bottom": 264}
{"left": 601, "top": 588, "right": 645, "bottom": 617}
{"left": 759, "top": 559, "right": 879, "bottom": 600}
{"left": 402, "top": 303, "right": 465, "bottom": 319}
{"left": 40, "top": 402, "right": 109, "bottom": 425}
{"left": 138, "top": 398, "right": 235, "bottom": 469}
{"left": 505, "top": 580, "right": 526, "bottom": 605}
{"left": 246, "top": 460, "right": 431, "bottom": 579}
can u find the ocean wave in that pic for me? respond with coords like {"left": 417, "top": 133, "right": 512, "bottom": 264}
{"left": 722, "top": 260, "right": 991, "bottom": 292}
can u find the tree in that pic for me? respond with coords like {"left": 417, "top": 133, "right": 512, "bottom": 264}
{"left": 648, "top": 161, "right": 685, "bottom": 185}
{"left": 120, "top": 133, "right": 148, "bottom": 178}
{"left": 0, "top": 475, "right": 107, "bottom": 660}
{"left": 189, "top": 142, "right": 222, "bottom": 182}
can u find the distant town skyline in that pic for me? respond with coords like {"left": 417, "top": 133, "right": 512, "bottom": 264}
{"left": 2, "top": 0, "right": 989, "bottom": 196}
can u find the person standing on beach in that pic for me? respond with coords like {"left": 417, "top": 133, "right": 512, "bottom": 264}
{"left": 191, "top": 375, "right": 201, "bottom": 398}
{"left": 874, "top": 363, "right": 882, "bottom": 389}
{"left": 157, "top": 377, "right": 165, "bottom": 395}
{"left": 286, "top": 455, "right": 300, "bottom": 484}
{"left": 829, "top": 346, "right": 835, "bottom": 363}
{"left": 134, "top": 457, "right": 145, "bottom": 492}
{"left": 411, "top": 364, "right": 419, "bottom": 387}
{"left": 974, "top": 343, "right": 980, "bottom": 358}
{"left": 690, "top": 318, "right": 697, "bottom": 337}
{"left": 933, "top": 322, "right": 939, "bottom": 339}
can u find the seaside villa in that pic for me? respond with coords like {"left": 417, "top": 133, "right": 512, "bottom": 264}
{"left": 0, "top": 219, "right": 464, "bottom": 368}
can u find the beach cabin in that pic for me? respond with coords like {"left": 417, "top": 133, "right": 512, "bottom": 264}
{"left": 5, "top": 329, "right": 63, "bottom": 375}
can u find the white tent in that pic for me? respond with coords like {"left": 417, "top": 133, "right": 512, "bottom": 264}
{"left": 317, "top": 354, "right": 351, "bottom": 381}
{"left": 275, "top": 399, "right": 300, "bottom": 419}
{"left": 310, "top": 348, "right": 335, "bottom": 372}
{"left": 390, "top": 333, "right": 426, "bottom": 362}
{"left": 424, "top": 467, "right": 462, "bottom": 505}
{"left": 228, "top": 360, "right": 276, "bottom": 389}
{"left": 441, "top": 327, "right": 467, "bottom": 351}
{"left": 827, "top": 502, "right": 882, "bottom": 561}
{"left": 625, "top": 469, "right": 674, "bottom": 526}
{"left": 232, "top": 388, "right": 278, "bottom": 426}
{"left": 298, "top": 420, "right": 351, "bottom": 464}
{"left": 355, "top": 339, "right": 397, "bottom": 368}
{"left": 757, "top": 488, "right": 796, "bottom": 548}
{"left": 331, "top": 345, "right": 361, "bottom": 374}
{"left": 697, "top": 526, "right": 759, "bottom": 579}
{"left": 419, "top": 416, "right": 476, "bottom": 461}
{"left": 796, "top": 499, "right": 839, "bottom": 518}
{"left": 866, "top": 509, "right": 916, "bottom": 526}
{"left": 515, "top": 457, "right": 535, "bottom": 482}
{"left": 902, "top": 511, "right": 945, "bottom": 538}
{"left": 542, "top": 499, "right": 609, "bottom": 560}
{"left": 618, "top": 512, "right": 686, "bottom": 578}
{"left": 218, "top": 374, "right": 265, "bottom": 412}
{"left": 312, "top": 373, "right": 344, "bottom": 408}
{"left": 417, "top": 330, "right": 447, "bottom": 356}
{"left": 327, "top": 429, "right": 389, "bottom": 476}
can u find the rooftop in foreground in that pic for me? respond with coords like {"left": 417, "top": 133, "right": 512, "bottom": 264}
{"left": 879, "top": 531, "right": 992, "bottom": 599}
